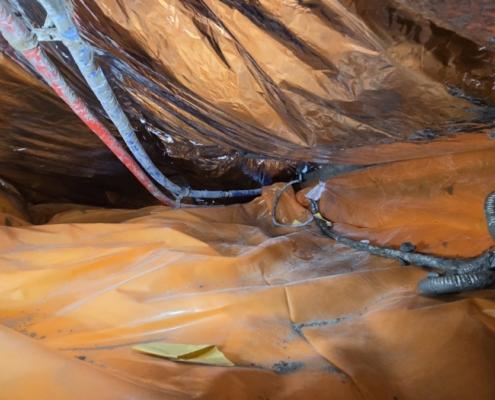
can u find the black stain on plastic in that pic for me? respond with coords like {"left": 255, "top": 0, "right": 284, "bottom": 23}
{"left": 445, "top": 185, "right": 454, "bottom": 195}
{"left": 272, "top": 361, "right": 304, "bottom": 374}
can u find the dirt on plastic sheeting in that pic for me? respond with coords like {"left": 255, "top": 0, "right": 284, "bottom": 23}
{"left": 1, "top": 142, "right": 495, "bottom": 399}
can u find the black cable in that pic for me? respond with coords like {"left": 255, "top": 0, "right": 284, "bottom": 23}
{"left": 308, "top": 199, "right": 495, "bottom": 295}
{"left": 418, "top": 270, "right": 495, "bottom": 295}
{"left": 484, "top": 191, "right": 495, "bottom": 239}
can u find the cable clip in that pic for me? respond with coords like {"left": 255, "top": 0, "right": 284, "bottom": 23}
{"left": 174, "top": 186, "right": 191, "bottom": 208}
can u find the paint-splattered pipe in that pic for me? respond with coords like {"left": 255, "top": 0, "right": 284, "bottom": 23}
{"left": 0, "top": 0, "right": 175, "bottom": 206}
{"left": 37, "top": 0, "right": 262, "bottom": 200}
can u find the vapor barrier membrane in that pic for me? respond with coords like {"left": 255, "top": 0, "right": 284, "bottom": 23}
{"left": 1, "top": 1, "right": 495, "bottom": 398}
{"left": 1, "top": 142, "right": 495, "bottom": 399}
{"left": 1, "top": 0, "right": 495, "bottom": 205}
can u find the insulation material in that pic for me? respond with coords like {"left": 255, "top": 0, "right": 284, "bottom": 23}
{"left": 1, "top": 143, "right": 495, "bottom": 399}
{"left": 72, "top": 0, "right": 495, "bottom": 161}
{"left": 1, "top": 0, "right": 495, "bottom": 205}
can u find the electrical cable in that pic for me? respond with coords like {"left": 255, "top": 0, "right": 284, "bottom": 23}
{"left": 36, "top": 0, "right": 262, "bottom": 200}
{"left": 308, "top": 198, "right": 495, "bottom": 295}
{"left": 0, "top": 0, "right": 175, "bottom": 206}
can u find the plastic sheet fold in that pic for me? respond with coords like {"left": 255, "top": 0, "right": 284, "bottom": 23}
{"left": 1, "top": 141, "right": 495, "bottom": 398}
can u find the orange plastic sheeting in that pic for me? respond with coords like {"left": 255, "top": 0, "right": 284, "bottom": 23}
{"left": 319, "top": 147, "right": 495, "bottom": 257}
{"left": 0, "top": 178, "right": 495, "bottom": 399}
{"left": 332, "top": 129, "right": 495, "bottom": 165}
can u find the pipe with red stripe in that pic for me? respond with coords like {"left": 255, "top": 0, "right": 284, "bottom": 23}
{"left": 0, "top": 0, "right": 175, "bottom": 206}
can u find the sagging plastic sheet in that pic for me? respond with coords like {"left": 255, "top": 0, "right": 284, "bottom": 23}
{"left": 2, "top": 144, "right": 495, "bottom": 400}
{"left": 2, "top": 0, "right": 495, "bottom": 205}
{"left": 67, "top": 0, "right": 495, "bottom": 162}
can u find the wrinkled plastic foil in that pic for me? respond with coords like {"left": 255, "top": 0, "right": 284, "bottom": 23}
{"left": 0, "top": 0, "right": 494, "bottom": 204}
